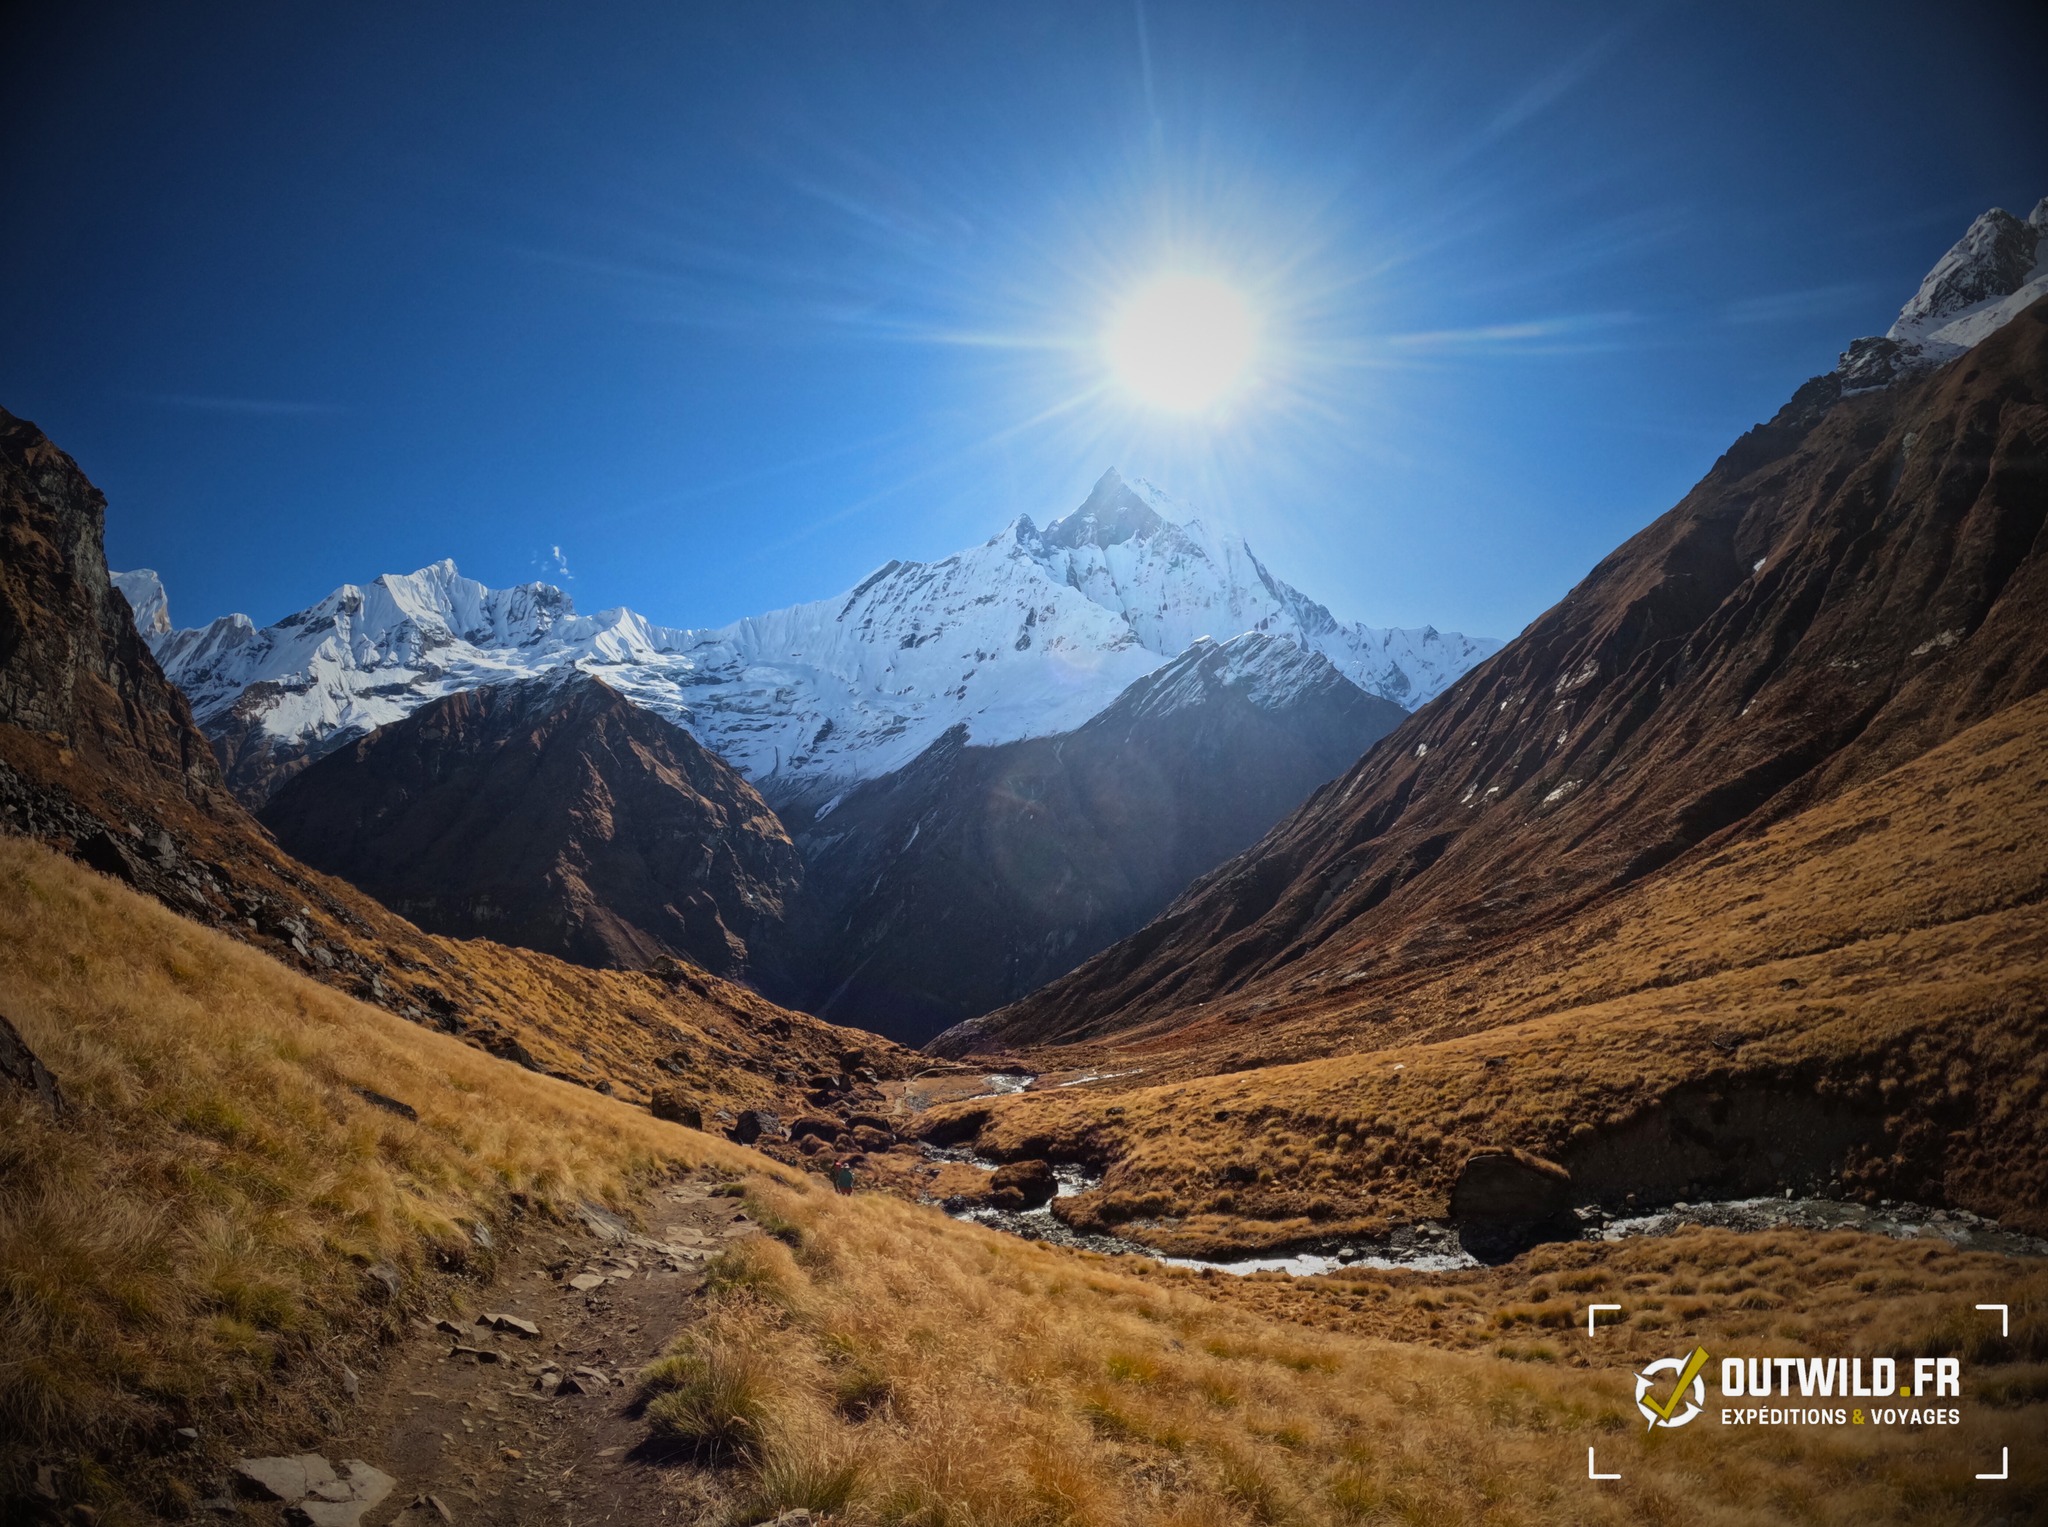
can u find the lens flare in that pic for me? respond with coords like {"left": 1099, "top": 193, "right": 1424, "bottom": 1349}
{"left": 1104, "top": 273, "right": 1259, "bottom": 412}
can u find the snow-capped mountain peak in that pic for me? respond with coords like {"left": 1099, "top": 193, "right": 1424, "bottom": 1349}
{"left": 121, "top": 475, "right": 1500, "bottom": 806}
{"left": 1838, "top": 196, "right": 2048, "bottom": 391}
{"left": 111, "top": 569, "right": 172, "bottom": 637}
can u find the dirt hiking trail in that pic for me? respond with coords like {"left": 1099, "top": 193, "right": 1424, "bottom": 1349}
{"left": 219, "top": 1171, "right": 761, "bottom": 1527}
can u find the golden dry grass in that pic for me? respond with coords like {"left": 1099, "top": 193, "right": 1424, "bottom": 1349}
{"left": 0, "top": 834, "right": 782, "bottom": 1510}
{"left": 646, "top": 1179, "right": 2046, "bottom": 1526}
{"left": 925, "top": 694, "right": 2048, "bottom": 1248}
{"left": 3, "top": 834, "right": 2041, "bottom": 1525}
{"left": 1201, "top": 1227, "right": 2048, "bottom": 1371}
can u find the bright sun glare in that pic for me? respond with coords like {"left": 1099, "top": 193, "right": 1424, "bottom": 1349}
{"left": 1104, "top": 273, "right": 1258, "bottom": 413}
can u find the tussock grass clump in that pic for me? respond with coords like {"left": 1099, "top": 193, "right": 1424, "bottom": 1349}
{"left": 0, "top": 837, "right": 773, "bottom": 1507}
{"left": 641, "top": 1334, "right": 777, "bottom": 1462}
{"left": 701, "top": 1234, "right": 808, "bottom": 1310}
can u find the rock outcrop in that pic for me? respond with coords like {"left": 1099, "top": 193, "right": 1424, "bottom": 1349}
{"left": 1448, "top": 1148, "right": 1575, "bottom": 1260}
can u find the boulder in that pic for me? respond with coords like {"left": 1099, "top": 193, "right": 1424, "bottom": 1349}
{"left": 648, "top": 1088, "right": 702, "bottom": 1129}
{"left": 1448, "top": 1147, "right": 1575, "bottom": 1260}
{"left": 851, "top": 1124, "right": 896, "bottom": 1153}
{"left": 788, "top": 1114, "right": 841, "bottom": 1142}
{"left": 728, "top": 1109, "right": 782, "bottom": 1145}
{"left": 988, "top": 1159, "right": 1056, "bottom": 1211}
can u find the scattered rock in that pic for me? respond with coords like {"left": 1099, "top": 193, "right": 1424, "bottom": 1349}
{"left": 576, "top": 1201, "right": 634, "bottom": 1243}
{"left": 350, "top": 1085, "right": 418, "bottom": 1121}
{"left": 573, "top": 1365, "right": 611, "bottom": 1387}
{"left": 0, "top": 1012, "right": 65, "bottom": 1118}
{"left": 363, "top": 1263, "right": 401, "bottom": 1300}
{"left": 989, "top": 1159, "right": 1056, "bottom": 1211}
{"left": 286, "top": 1462, "right": 397, "bottom": 1527}
{"left": 448, "top": 1344, "right": 501, "bottom": 1364}
{"left": 566, "top": 1272, "right": 605, "bottom": 1293}
{"left": 434, "top": 1318, "right": 465, "bottom": 1336}
{"left": 476, "top": 1312, "right": 540, "bottom": 1337}
{"left": 235, "top": 1455, "right": 338, "bottom": 1503}
{"left": 728, "top": 1108, "right": 782, "bottom": 1145}
{"left": 410, "top": 1494, "right": 454, "bottom": 1523}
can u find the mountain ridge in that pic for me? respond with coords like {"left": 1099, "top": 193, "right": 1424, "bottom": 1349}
{"left": 123, "top": 470, "right": 1498, "bottom": 806}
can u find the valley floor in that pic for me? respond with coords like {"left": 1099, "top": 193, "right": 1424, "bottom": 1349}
{"left": 4, "top": 836, "right": 2044, "bottom": 1525}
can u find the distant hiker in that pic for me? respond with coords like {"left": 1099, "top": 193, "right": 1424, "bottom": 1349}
{"left": 833, "top": 1159, "right": 855, "bottom": 1196}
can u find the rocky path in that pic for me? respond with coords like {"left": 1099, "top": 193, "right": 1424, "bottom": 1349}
{"left": 223, "top": 1173, "right": 757, "bottom": 1526}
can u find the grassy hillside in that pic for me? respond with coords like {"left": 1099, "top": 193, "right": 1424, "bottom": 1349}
{"left": 0, "top": 834, "right": 782, "bottom": 1510}
{"left": 916, "top": 691, "right": 2048, "bottom": 1251}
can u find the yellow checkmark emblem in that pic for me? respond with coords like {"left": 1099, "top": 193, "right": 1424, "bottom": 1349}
{"left": 1637, "top": 1346, "right": 1712, "bottom": 1428}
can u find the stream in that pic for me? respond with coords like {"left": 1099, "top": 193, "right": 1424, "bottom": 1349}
{"left": 919, "top": 1074, "right": 2048, "bottom": 1277}
{"left": 923, "top": 1144, "right": 2048, "bottom": 1278}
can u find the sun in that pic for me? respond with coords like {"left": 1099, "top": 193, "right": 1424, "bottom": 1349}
{"left": 1104, "top": 273, "right": 1259, "bottom": 413}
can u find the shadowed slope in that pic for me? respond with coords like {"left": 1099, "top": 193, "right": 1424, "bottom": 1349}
{"left": 261, "top": 673, "right": 802, "bottom": 979}
{"left": 777, "top": 633, "right": 1403, "bottom": 1043}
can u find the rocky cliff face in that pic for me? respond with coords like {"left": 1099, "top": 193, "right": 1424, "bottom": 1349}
{"left": 260, "top": 672, "right": 804, "bottom": 979}
{"left": 1, "top": 411, "right": 226, "bottom": 804}
{"left": 944, "top": 285, "right": 2048, "bottom": 1055}
{"left": 773, "top": 633, "right": 1403, "bottom": 1043}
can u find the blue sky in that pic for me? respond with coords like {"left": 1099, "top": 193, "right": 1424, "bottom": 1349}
{"left": 5, "top": 1, "right": 2044, "bottom": 643}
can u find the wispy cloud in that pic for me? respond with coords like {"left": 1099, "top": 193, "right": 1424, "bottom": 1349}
{"left": 138, "top": 392, "right": 343, "bottom": 418}
{"left": 1383, "top": 311, "right": 1638, "bottom": 352}
{"left": 1721, "top": 282, "right": 1877, "bottom": 326}
{"left": 542, "top": 545, "right": 574, "bottom": 580}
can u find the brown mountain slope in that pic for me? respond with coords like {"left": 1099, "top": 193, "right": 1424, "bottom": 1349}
{"left": 0, "top": 405, "right": 911, "bottom": 1114}
{"left": 944, "top": 296, "right": 2048, "bottom": 1057}
{"left": 774, "top": 633, "right": 1403, "bottom": 1043}
{"left": 261, "top": 672, "right": 801, "bottom": 979}
{"left": 912, "top": 687, "right": 2048, "bottom": 1248}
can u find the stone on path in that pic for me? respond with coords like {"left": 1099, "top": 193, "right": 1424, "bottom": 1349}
{"left": 476, "top": 1311, "right": 541, "bottom": 1337}
{"left": 236, "top": 1456, "right": 395, "bottom": 1527}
